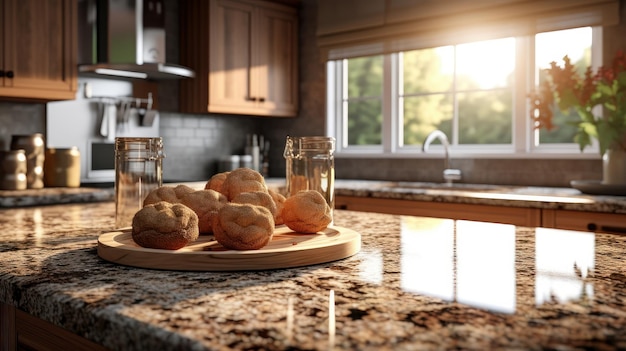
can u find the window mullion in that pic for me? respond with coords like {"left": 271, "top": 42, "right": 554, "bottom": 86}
{"left": 516, "top": 35, "right": 532, "bottom": 153}
{"left": 340, "top": 59, "right": 348, "bottom": 150}
{"left": 325, "top": 61, "right": 337, "bottom": 141}
{"left": 452, "top": 46, "right": 459, "bottom": 146}
{"left": 383, "top": 53, "right": 396, "bottom": 153}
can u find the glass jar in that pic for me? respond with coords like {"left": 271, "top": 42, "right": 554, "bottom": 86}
{"left": 283, "top": 136, "right": 336, "bottom": 216}
{"left": 10, "top": 133, "right": 45, "bottom": 189}
{"left": 115, "top": 137, "right": 165, "bottom": 229}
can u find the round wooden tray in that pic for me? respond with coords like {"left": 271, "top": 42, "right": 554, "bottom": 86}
{"left": 97, "top": 225, "right": 361, "bottom": 271}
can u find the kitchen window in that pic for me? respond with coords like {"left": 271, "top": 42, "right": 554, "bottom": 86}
{"left": 326, "top": 26, "right": 601, "bottom": 158}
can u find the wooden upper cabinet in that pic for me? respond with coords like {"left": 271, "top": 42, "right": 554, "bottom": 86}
{"left": 0, "top": 0, "right": 77, "bottom": 102}
{"left": 180, "top": 0, "right": 298, "bottom": 117}
{"left": 316, "top": 0, "right": 384, "bottom": 36}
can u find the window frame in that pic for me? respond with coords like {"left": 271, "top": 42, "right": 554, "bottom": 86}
{"left": 326, "top": 27, "right": 603, "bottom": 160}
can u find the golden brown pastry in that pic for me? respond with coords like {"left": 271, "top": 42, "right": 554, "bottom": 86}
{"left": 180, "top": 189, "right": 228, "bottom": 234}
{"left": 282, "top": 190, "right": 332, "bottom": 233}
{"left": 268, "top": 188, "right": 286, "bottom": 225}
{"left": 213, "top": 203, "right": 274, "bottom": 250}
{"left": 205, "top": 171, "right": 230, "bottom": 195}
{"left": 231, "top": 191, "right": 277, "bottom": 219}
{"left": 131, "top": 201, "right": 199, "bottom": 250}
{"left": 143, "top": 184, "right": 195, "bottom": 207}
{"left": 220, "top": 168, "right": 268, "bottom": 201}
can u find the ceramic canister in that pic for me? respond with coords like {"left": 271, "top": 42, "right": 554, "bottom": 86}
{"left": 0, "top": 149, "right": 27, "bottom": 190}
{"left": 44, "top": 147, "right": 81, "bottom": 187}
{"left": 10, "top": 133, "right": 45, "bottom": 189}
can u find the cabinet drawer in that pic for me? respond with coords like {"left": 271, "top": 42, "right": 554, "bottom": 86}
{"left": 335, "top": 195, "right": 542, "bottom": 227}
{"left": 542, "top": 209, "right": 626, "bottom": 235}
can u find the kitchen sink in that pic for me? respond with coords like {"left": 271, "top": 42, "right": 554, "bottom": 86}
{"left": 371, "top": 181, "right": 589, "bottom": 203}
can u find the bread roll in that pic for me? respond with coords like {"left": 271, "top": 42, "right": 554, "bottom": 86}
{"left": 213, "top": 203, "right": 274, "bottom": 250}
{"left": 180, "top": 189, "right": 228, "bottom": 234}
{"left": 220, "top": 168, "right": 268, "bottom": 201}
{"left": 282, "top": 190, "right": 332, "bottom": 233}
{"left": 132, "top": 201, "right": 199, "bottom": 250}
{"left": 143, "top": 184, "right": 195, "bottom": 207}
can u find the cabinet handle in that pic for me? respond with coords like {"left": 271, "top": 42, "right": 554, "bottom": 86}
{"left": 246, "top": 96, "right": 257, "bottom": 102}
{"left": 0, "top": 70, "right": 4, "bottom": 77}
{"left": 588, "top": 222, "right": 626, "bottom": 234}
{"left": 6, "top": 70, "right": 14, "bottom": 78}
{"left": 258, "top": 97, "right": 265, "bottom": 102}
{"left": 600, "top": 225, "right": 626, "bottom": 234}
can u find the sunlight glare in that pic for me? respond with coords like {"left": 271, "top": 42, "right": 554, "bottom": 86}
{"left": 456, "top": 38, "right": 515, "bottom": 89}
{"left": 437, "top": 38, "right": 515, "bottom": 89}
{"left": 535, "top": 27, "right": 592, "bottom": 69}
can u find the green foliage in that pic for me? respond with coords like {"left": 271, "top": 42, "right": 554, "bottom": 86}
{"left": 530, "top": 51, "right": 626, "bottom": 154}
{"left": 345, "top": 46, "right": 514, "bottom": 147}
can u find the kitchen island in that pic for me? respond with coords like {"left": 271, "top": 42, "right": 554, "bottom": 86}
{"left": 1, "top": 201, "right": 625, "bottom": 350}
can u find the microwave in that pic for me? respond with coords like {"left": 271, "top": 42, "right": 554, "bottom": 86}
{"left": 86, "top": 140, "right": 116, "bottom": 184}
{"left": 46, "top": 80, "right": 161, "bottom": 187}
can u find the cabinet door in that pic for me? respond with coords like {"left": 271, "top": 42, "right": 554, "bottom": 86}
{"left": 256, "top": 5, "right": 298, "bottom": 116}
{"left": 0, "top": 0, "right": 77, "bottom": 101}
{"left": 209, "top": 0, "right": 257, "bottom": 114}
{"left": 180, "top": 0, "right": 298, "bottom": 117}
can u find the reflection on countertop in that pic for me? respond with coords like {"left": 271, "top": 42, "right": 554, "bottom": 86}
{"left": 0, "top": 202, "right": 625, "bottom": 350}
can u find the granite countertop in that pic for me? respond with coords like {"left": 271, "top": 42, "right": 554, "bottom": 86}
{"left": 1, "top": 202, "right": 625, "bottom": 350}
{"left": 2, "top": 179, "right": 625, "bottom": 215}
{"left": 0, "top": 187, "right": 114, "bottom": 208}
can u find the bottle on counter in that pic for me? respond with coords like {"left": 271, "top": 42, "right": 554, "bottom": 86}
{"left": 261, "top": 139, "right": 270, "bottom": 177}
{"left": 245, "top": 134, "right": 261, "bottom": 172}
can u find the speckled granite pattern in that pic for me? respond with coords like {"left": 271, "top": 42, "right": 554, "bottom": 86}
{"left": 1, "top": 202, "right": 625, "bottom": 350}
{"left": 2, "top": 179, "right": 625, "bottom": 215}
{"left": 0, "top": 187, "right": 114, "bottom": 207}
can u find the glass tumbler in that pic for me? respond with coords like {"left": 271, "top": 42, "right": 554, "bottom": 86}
{"left": 115, "top": 137, "right": 165, "bottom": 229}
{"left": 283, "top": 136, "right": 336, "bottom": 218}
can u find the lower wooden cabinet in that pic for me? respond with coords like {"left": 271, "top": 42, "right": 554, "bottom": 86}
{"left": 335, "top": 195, "right": 626, "bottom": 233}
{"left": 335, "top": 195, "right": 542, "bottom": 227}
{"left": 0, "top": 302, "right": 106, "bottom": 351}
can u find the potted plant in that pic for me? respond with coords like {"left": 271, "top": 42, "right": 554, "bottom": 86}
{"left": 529, "top": 50, "right": 626, "bottom": 185}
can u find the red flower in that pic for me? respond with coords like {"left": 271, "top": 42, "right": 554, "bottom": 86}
{"left": 529, "top": 50, "right": 626, "bottom": 154}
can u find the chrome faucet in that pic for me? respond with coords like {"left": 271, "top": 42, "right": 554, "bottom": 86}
{"left": 422, "top": 130, "right": 462, "bottom": 185}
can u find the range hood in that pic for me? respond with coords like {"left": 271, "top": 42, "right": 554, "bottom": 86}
{"left": 78, "top": 0, "right": 195, "bottom": 80}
